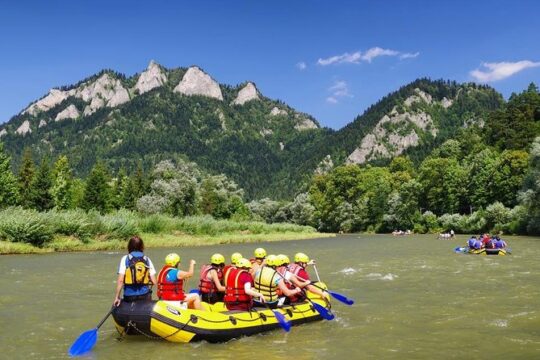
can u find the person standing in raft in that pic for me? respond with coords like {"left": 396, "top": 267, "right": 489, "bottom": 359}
{"left": 198, "top": 253, "right": 226, "bottom": 304}
{"left": 253, "top": 254, "right": 302, "bottom": 309}
{"left": 113, "top": 236, "right": 157, "bottom": 306}
{"left": 157, "top": 253, "right": 202, "bottom": 310}
{"left": 224, "top": 258, "right": 265, "bottom": 311}
{"left": 250, "top": 247, "right": 266, "bottom": 276}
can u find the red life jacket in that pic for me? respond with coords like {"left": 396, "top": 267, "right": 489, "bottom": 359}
{"left": 198, "top": 264, "right": 223, "bottom": 294}
{"left": 287, "top": 263, "right": 303, "bottom": 277}
{"left": 223, "top": 267, "right": 251, "bottom": 305}
{"left": 157, "top": 265, "right": 185, "bottom": 301}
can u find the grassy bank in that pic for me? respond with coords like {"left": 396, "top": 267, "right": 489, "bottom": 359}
{"left": 0, "top": 208, "right": 331, "bottom": 254}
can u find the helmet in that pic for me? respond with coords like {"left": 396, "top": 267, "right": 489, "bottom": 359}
{"left": 211, "top": 253, "right": 225, "bottom": 265}
{"left": 254, "top": 247, "right": 267, "bottom": 259}
{"left": 237, "top": 258, "right": 251, "bottom": 269}
{"left": 231, "top": 252, "right": 243, "bottom": 265}
{"left": 165, "top": 253, "right": 180, "bottom": 267}
{"left": 277, "top": 254, "right": 290, "bottom": 266}
{"left": 294, "top": 252, "right": 310, "bottom": 263}
{"left": 266, "top": 254, "right": 278, "bottom": 267}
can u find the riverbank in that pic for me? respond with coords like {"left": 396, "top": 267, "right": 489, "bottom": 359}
{"left": 0, "top": 208, "right": 331, "bottom": 254}
{"left": 0, "top": 231, "right": 331, "bottom": 254}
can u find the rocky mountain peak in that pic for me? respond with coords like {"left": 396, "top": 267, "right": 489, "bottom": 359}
{"left": 174, "top": 66, "right": 223, "bottom": 100}
{"left": 134, "top": 60, "right": 168, "bottom": 95}
{"left": 232, "top": 82, "right": 259, "bottom": 105}
{"left": 23, "top": 89, "right": 69, "bottom": 116}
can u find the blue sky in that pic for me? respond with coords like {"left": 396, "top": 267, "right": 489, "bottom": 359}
{"left": 1, "top": 0, "right": 539, "bottom": 129}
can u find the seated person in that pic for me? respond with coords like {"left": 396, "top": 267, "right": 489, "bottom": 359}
{"left": 157, "top": 253, "right": 202, "bottom": 310}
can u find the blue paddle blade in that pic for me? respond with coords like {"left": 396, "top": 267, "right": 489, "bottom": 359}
{"left": 68, "top": 328, "right": 98, "bottom": 357}
{"left": 312, "top": 301, "right": 334, "bottom": 320}
{"left": 189, "top": 288, "right": 199, "bottom": 294}
{"left": 272, "top": 310, "right": 291, "bottom": 332}
{"left": 329, "top": 291, "right": 354, "bottom": 305}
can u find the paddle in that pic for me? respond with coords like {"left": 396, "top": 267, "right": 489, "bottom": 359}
{"left": 294, "top": 272, "right": 355, "bottom": 306}
{"left": 313, "top": 264, "right": 322, "bottom": 282}
{"left": 268, "top": 306, "right": 292, "bottom": 332}
{"left": 253, "top": 301, "right": 291, "bottom": 332}
{"left": 68, "top": 307, "right": 114, "bottom": 357}
{"left": 305, "top": 296, "right": 334, "bottom": 320}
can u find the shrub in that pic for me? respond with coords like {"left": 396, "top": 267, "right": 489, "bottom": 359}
{"left": 0, "top": 207, "right": 53, "bottom": 246}
{"left": 100, "top": 210, "right": 140, "bottom": 239}
{"left": 46, "top": 209, "right": 97, "bottom": 241}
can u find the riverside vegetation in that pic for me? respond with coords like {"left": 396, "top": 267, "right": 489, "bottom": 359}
{"left": 0, "top": 71, "right": 539, "bottom": 253}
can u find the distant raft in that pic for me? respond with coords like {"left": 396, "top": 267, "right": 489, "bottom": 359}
{"left": 454, "top": 246, "right": 511, "bottom": 255}
{"left": 112, "top": 288, "right": 331, "bottom": 343}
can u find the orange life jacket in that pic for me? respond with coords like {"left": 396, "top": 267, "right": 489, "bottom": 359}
{"left": 157, "top": 265, "right": 185, "bottom": 301}
{"left": 198, "top": 264, "right": 223, "bottom": 294}
{"left": 223, "top": 267, "right": 251, "bottom": 305}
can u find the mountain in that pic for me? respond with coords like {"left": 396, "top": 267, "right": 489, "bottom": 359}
{"left": 0, "top": 63, "right": 503, "bottom": 199}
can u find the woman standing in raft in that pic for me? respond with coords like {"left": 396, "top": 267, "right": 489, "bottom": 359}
{"left": 113, "top": 236, "right": 158, "bottom": 306}
{"left": 157, "top": 253, "right": 202, "bottom": 310}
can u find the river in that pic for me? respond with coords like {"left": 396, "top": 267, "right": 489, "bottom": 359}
{"left": 1, "top": 234, "right": 539, "bottom": 359}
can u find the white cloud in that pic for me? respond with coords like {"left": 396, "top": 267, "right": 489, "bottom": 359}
{"left": 361, "top": 47, "right": 399, "bottom": 63}
{"left": 326, "top": 80, "right": 353, "bottom": 104}
{"left": 400, "top": 52, "right": 420, "bottom": 60}
{"left": 326, "top": 96, "right": 338, "bottom": 104}
{"left": 470, "top": 60, "right": 540, "bottom": 82}
{"left": 317, "top": 47, "right": 418, "bottom": 66}
{"left": 296, "top": 61, "right": 307, "bottom": 70}
{"left": 318, "top": 52, "right": 362, "bottom": 66}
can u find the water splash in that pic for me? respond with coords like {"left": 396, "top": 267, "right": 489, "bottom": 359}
{"left": 339, "top": 267, "right": 358, "bottom": 275}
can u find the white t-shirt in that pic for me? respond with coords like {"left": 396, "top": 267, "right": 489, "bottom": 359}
{"left": 117, "top": 254, "right": 157, "bottom": 276}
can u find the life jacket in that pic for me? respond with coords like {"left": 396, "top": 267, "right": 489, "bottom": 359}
{"left": 473, "top": 240, "right": 482, "bottom": 250}
{"left": 157, "top": 265, "right": 185, "bottom": 301}
{"left": 254, "top": 266, "right": 280, "bottom": 302}
{"left": 468, "top": 238, "right": 476, "bottom": 249}
{"left": 494, "top": 239, "right": 506, "bottom": 249}
{"left": 198, "top": 264, "right": 223, "bottom": 294}
{"left": 287, "top": 263, "right": 303, "bottom": 277}
{"left": 223, "top": 267, "right": 251, "bottom": 305}
{"left": 124, "top": 254, "right": 151, "bottom": 285}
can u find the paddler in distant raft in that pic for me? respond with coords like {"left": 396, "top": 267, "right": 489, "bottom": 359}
{"left": 157, "top": 253, "right": 202, "bottom": 310}
{"left": 253, "top": 254, "right": 302, "bottom": 308}
{"left": 198, "top": 253, "right": 226, "bottom": 304}
{"left": 113, "top": 236, "right": 157, "bottom": 306}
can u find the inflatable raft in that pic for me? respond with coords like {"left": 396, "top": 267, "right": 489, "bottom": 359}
{"left": 454, "top": 246, "right": 510, "bottom": 255}
{"left": 112, "top": 289, "right": 331, "bottom": 343}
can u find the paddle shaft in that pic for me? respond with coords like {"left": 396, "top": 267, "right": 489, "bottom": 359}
{"left": 313, "top": 264, "right": 321, "bottom": 282}
{"left": 97, "top": 307, "right": 115, "bottom": 329}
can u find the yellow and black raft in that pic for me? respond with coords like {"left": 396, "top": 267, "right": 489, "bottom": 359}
{"left": 112, "top": 287, "right": 331, "bottom": 343}
{"left": 455, "top": 246, "right": 510, "bottom": 256}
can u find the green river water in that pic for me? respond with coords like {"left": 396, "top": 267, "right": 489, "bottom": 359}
{"left": 1, "top": 234, "right": 539, "bottom": 359}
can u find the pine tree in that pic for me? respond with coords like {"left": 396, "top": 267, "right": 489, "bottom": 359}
{"left": 121, "top": 176, "right": 137, "bottom": 210}
{"left": 112, "top": 168, "right": 128, "bottom": 209}
{"left": 51, "top": 156, "right": 73, "bottom": 210}
{"left": 18, "top": 148, "right": 36, "bottom": 208}
{"left": 0, "top": 142, "right": 19, "bottom": 207}
{"left": 30, "top": 157, "right": 54, "bottom": 211}
{"left": 82, "top": 161, "right": 111, "bottom": 213}
{"left": 133, "top": 161, "right": 147, "bottom": 199}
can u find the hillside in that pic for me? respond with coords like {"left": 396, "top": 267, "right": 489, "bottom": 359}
{"left": 0, "top": 64, "right": 503, "bottom": 199}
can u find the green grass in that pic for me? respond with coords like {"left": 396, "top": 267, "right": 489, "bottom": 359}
{"left": 0, "top": 208, "right": 330, "bottom": 254}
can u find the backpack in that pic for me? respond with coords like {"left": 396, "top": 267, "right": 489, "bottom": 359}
{"left": 124, "top": 254, "right": 150, "bottom": 285}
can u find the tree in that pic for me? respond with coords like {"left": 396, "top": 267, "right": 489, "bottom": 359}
{"left": 30, "top": 157, "right": 54, "bottom": 211}
{"left": 82, "top": 161, "right": 112, "bottom": 213}
{"left": 0, "top": 142, "right": 19, "bottom": 207}
{"left": 51, "top": 156, "right": 73, "bottom": 210}
{"left": 521, "top": 137, "right": 540, "bottom": 234}
{"left": 18, "top": 148, "right": 36, "bottom": 208}
{"left": 418, "top": 157, "right": 467, "bottom": 215}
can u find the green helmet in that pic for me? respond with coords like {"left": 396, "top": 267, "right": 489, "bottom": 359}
{"left": 266, "top": 254, "right": 278, "bottom": 267}
{"left": 237, "top": 258, "right": 252, "bottom": 269}
{"left": 254, "top": 247, "right": 267, "bottom": 259}
{"left": 294, "top": 252, "right": 309, "bottom": 263}
{"left": 231, "top": 252, "right": 243, "bottom": 265}
{"left": 165, "top": 253, "right": 180, "bottom": 267}
{"left": 211, "top": 253, "right": 225, "bottom": 265}
{"left": 277, "top": 254, "right": 290, "bottom": 266}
